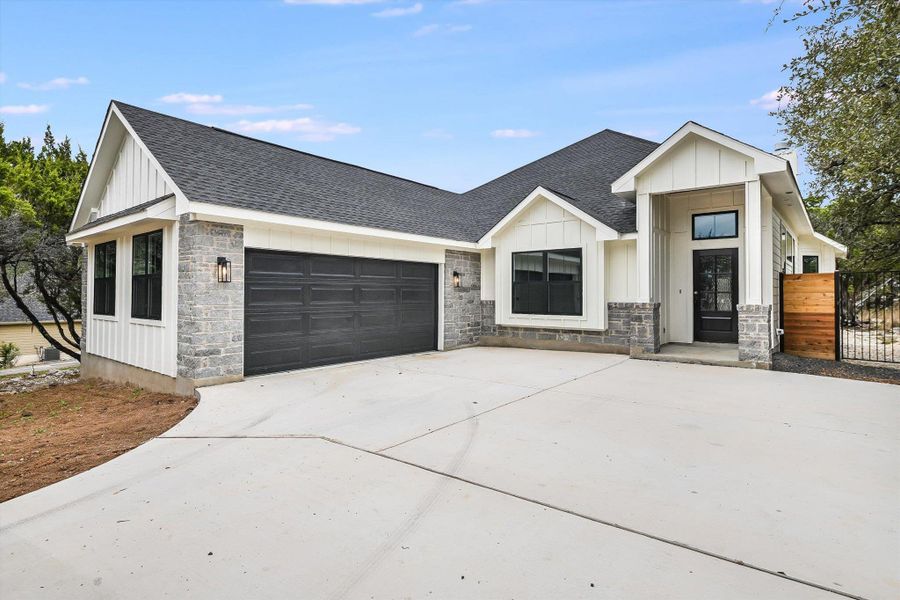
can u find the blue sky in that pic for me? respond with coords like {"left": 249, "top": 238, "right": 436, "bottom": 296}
{"left": 0, "top": 0, "right": 805, "bottom": 192}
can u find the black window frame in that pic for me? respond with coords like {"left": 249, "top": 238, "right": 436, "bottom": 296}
{"left": 93, "top": 240, "right": 117, "bottom": 316}
{"left": 691, "top": 210, "right": 739, "bottom": 241}
{"left": 131, "top": 229, "right": 163, "bottom": 321}
{"left": 802, "top": 255, "right": 819, "bottom": 274}
{"left": 511, "top": 248, "right": 583, "bottom": 316}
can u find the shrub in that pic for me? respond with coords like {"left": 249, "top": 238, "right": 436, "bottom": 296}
{"left": 0, "top": 342, "right": 20, "bottom": 369}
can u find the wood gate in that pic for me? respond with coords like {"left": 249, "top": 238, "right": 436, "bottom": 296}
{"left": 781, "top": 272, "right": 837, "bottom": 360}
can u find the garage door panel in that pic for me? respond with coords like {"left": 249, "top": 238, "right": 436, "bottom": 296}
{"left": 359, "top": 286, "right": 397, "bottom": 304}
{"left": 360, "top": 260, "right": 398, "bottom": 279}
{"left": 246, "top": 251, "right": 307, "bottom": 276}
{"left": 310, "top": 255, "right": 354, "bottom": 277}
{"left": 401, "top": 262, "right": 435, "bottom": 280}
{"left": 309, "top": 286, "right": 356, "bottom": 305}
{"left": 309, "top": 312, "right": 356, "bottom": 333}
{"left": 357, "top": 311, "right": 397, "bottom": 329}
{"left": 245, "top": 249, "right": 436, "bottom": 376}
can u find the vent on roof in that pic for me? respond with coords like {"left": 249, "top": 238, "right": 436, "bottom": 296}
{"left": 88, "top": 208, "right": 99, "bottom": 223}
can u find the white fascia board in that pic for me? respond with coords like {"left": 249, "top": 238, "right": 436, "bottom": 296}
{"left": 611, "top": 121, "right": 788, "bottom": 195}
{"left": 476, "top": 186, "right": 620, "bottom": 248}
{"left": 813, "top": 231, "right": 848, "bottom": 256}
{"left": 70, "top": 105, "right": 118, "bottom": 232}
{"left": 187, "top": 202, "right": 479, "bottom": 249}
{"left": 65, "top": 197, "right": 177, "bottom": 244}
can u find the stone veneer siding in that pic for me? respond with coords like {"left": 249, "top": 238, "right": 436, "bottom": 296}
{"left": 443, "top": 250, "right": 484, "bottom": 349}
{"left": 488, "top": 302, "right": 660, "bottom": 355}
{"left": 737, "top": 304, "right": 772, "bottom": 366}
{"left": 176, "top": 217, "right": 244, "bottom": 388}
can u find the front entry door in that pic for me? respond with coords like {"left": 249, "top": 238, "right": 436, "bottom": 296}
{"left": 693, "top": 248, "right": 739, "bottom": 343}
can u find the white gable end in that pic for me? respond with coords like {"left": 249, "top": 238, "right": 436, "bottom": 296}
{"left": 637, "top": 134, "right": 754, "bottom": 195}
{"left": 98, "top": 133, "right": 172, "bottom": 218}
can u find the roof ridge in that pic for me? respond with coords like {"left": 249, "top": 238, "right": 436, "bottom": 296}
{"left": 111, "top": 100, "right": 460, "bottom": 197}
{"left": 462, "top": 128, "right": 659, "bottom": 195}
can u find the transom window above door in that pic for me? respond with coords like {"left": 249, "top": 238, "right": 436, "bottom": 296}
{"left": 512, "top": 249, "right": 582, "bottom": 315}
{"left": 692, "top": 210, "right": 738, "bottom": 240}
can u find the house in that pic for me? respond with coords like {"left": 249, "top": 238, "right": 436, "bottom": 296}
{"left": 0, "top": 282, "right": 81, "bottom": 365}
{"left": 66, "top": 102, "right": 846, "bottom": 394}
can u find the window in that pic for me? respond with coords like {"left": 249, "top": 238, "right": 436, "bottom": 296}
{"left": 782, "top": 230, "right": 795, "bottom": 273}
{"left": 93, "top": 241, "right": 116, "bottom": 316}
{"left": 692, "top": 211, "right": 738, "bottom": 240}
{"left": 802, "top": 255, "right": 819, "bottom": 274}
{"left": 512, "top": 249, "right": 582, "bottom": 315}
{"left": 131, "top": 230, "right": 163, "bottom": 320}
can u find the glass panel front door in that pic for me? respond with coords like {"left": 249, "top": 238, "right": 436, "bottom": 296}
{"left": 693, "top": 248, "right": 739, "bottom": 343}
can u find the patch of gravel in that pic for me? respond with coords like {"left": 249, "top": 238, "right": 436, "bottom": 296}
{"left": 0, "top": 369, "right": 81, "bottom": 395}
{"left": 772, "top": 353, "right": 899, "bottom": 386}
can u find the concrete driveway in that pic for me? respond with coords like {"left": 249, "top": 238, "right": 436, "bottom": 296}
{"left": 2, "top": 347, "right": 897, "bottom": 599}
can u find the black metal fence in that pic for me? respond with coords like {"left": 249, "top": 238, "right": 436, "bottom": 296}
{"left": 838, "top": 271, "right": 900, "bottom": 363}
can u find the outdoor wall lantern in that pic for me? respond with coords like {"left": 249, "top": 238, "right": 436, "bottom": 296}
{"left": 452, "top": 271, "right": 461, "bottom": 288}
{"left": 216, "top": 256, "right": 232, "bottom": 283}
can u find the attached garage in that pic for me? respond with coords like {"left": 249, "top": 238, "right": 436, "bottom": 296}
{"left": 244, "top": 249, "right": 438, "bottom": 375}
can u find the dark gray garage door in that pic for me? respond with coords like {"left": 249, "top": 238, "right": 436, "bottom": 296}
{"left": 244, "top": 249, "right": 438, "bottom": 376}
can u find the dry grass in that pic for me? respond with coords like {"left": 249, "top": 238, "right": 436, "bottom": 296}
{"left": 0, "top": 380, "right": 196, "bottom": 503}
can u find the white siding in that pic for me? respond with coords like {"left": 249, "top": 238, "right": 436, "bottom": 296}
{"left": 665, "top": 186, "right": 746, "bottom": 343}
{"left": 85, "top": 222, "right": 178, "bottom": 376}
{"left": 244, "top": 225, "right": 446, "bottom": 264}
{"left": 605, "top": 239, "right": 638, "bottom": 302}
{"left": 493, "top": 196, "right": 604, "bottom": 330}
{"left": 637, "top": 135, "right": 755, "bottom": 195}
{"left": 98, "top": 134, "right": 171, "bottom": 217}
{"left": 798, "top": 236, "right": 838, "bottom": 273}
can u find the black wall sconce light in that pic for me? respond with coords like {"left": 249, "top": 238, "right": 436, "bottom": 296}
{"left": 452, "top": 270, "right": 461, "bottom": 288}
{"left": 216, "top": 256, "right": 232, "bottom": 283}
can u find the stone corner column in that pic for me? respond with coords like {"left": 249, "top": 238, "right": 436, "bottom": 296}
{"left": 176, "top": 217, "right": 245, "bottom": 391}
{"left": 737, "top": 304, "right": 773, "bottom": 367}
{"left": 627, "top": 302, "right": 661, "bottom": 356}
{"left": 443, "top": 250, "right": 482, "bottom": 350}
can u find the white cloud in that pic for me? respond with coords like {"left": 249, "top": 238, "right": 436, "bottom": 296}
{"left": 414, "top": 23, "right": 472, "bottom": 37}
{"left": 0, "top": 104, "right": 49, "bottom": 115}
{"left": 452, "top": 0, "right": 490, "bottom": 5}
{"left": 0, "top": 72, "right": 6, "bottom": 84}
{"left": 750, "top": 88, "right": 794, "bottom": 111}
{"left": 491, "top": 129, "right": 539, "bottom": 139}
{"left": 17, "top": 76, "right": 89, "bottom": 91}
{"left": 423, "top": 128, "right": 454, "bottom": 140}
{"left": 160, "top": 92, "right": 224, "bottom": 104}
{"left": 232, "top": 117, "right": 361, "bottom": 141}
{"left": 373, "top": 2, "right": 422, "bottom": 17}
{"left": 186, "top": 102, "right": 313, "bottom": 116}
{"left": 285, "top": 0, "right": 384, "bottom": 4}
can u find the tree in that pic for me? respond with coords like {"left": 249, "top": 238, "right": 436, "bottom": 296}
{"left": 775, "top": 0, "right": 899, "bottom": 271}
{"left": 0, "top": 124, "right": 88, "bottom": 360}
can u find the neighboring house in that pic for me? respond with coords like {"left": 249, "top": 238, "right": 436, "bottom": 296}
{"left": 66, "top": 102, "right": 846, "bottom": 394}
{"left": 0, "top": 283, "right": 81, "bottom": 363}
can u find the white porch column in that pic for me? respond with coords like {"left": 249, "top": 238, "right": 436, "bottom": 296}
{"left": 744, "top": 179, "right": 763, "bottom": 305}
{"left": 636, "top": 192, "right": 652, "bottom": 302}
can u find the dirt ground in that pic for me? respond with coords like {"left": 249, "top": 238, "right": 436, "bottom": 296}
{"left": 0, "top": 380, "right": 196, "bottom": 503}
{"left": 772, "top": 352, "right": 900, "bottom": 386}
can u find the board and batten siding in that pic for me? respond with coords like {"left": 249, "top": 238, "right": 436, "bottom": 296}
{"left": 85, "top": 222, "right": 178, "bottom": 376}
{"left": 605, "top": 240, "right": 638, "bottom": 302}
{"left": 98, "top": 134, "right": 172, "bottom": 218}
{"left": 492, "top": 196, "right": 605, "bottom": 330}
{"left": 636, "top": 134, "right": 756, "bottom": 195}
{"left": 243, "top": 225, "right": 446, "bottom": 264}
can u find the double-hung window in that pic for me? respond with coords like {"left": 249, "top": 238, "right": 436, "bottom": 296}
{"left": 93, "top": 241, "right": 116, "bottom": 316}
{"left": 131, "top": 230, "right": 163, "bottom": 320}
{"left": 512, "top": 249, "right": 582, "bottom": 315}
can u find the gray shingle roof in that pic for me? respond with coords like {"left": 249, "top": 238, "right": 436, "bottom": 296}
{"left": 112, "top": 102, "right": 658, "bottom": 241}
{"left": 0, "top": 276, "right": 54, "bottom": 324}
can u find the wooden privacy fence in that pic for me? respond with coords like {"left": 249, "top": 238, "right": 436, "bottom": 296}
{"left": 781, "top": 272, "right": 837, "bottom": 360}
